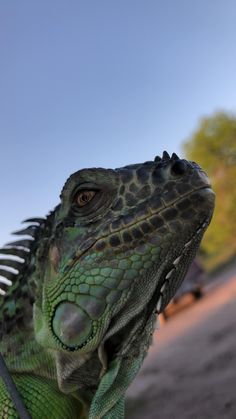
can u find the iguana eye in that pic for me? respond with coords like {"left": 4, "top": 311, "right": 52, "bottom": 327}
{"left": 75, "top": 190, "right": 96, "bottom": 207}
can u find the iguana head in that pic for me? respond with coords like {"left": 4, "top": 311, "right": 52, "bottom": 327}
{"left": 33, "top": 152, "right": 215, "bottom": 357}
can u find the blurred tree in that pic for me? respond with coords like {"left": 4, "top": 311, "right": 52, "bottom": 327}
{"left": 183, "top": 111, "right": 236, "bottom": 268}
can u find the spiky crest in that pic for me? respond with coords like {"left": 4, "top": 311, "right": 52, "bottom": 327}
{"left": 0, "top": 210, "right": 57, "bottom": 337}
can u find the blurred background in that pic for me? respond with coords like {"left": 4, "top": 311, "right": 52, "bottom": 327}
{"left": 1, "top": 1, "right": 236, "bottom": 418}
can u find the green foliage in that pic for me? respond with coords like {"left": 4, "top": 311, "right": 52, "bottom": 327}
{"left": 183, "top": 111, "right": 236, "bottom": 268}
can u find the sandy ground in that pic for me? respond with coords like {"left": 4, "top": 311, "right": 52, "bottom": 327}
{"left": 127, "top": 266, "right": 236, "bottom": 419}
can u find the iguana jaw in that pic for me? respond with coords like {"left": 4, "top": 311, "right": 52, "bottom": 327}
{"left": 154, "top": 215, "right": 210, "bottom": 313}
{"left": 153, "top": 187, "right": 215, "bottom": 312}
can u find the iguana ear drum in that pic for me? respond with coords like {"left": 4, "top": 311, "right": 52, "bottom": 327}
{"left": 52, "top": 302, "right": 92, "bottom": 348}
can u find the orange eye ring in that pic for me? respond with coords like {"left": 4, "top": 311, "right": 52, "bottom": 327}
{"left": 75, "top": 190, "right": 96, "bottom": 207}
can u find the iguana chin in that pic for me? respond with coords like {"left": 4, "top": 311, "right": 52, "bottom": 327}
{"left": 0, "top": 152, "right": 215, "bottom": 418}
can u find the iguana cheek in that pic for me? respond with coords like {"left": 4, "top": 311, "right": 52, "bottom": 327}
{"left": 52, "top": 302, "right": 92, "bottom": 348}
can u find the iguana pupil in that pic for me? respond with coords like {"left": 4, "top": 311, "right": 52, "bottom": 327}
{"left": 75, "top": 190, "right": 96, "bottom": 207}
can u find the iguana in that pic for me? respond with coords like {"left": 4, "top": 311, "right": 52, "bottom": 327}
{"left": 0, "top": 152, "right": 215, "bottom": 418}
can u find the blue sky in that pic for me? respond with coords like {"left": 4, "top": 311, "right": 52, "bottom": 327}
{"left": 0, "top": 0, "right": 236, "bottom": 245}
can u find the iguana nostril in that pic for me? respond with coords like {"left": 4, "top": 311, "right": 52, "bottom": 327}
{"left": 52, "top": 302, "right": 92, "bottom": 348}
{"left": 171, "top": 160, "right": 187, "bottom": 176}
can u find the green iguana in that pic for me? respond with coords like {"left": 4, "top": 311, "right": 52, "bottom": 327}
{"left": 0, "top": 152, "right": 215, "bottom": 418}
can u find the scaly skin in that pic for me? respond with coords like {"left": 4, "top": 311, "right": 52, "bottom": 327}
{"left": 0, "top": 152, "right": 215, "bottom": 418}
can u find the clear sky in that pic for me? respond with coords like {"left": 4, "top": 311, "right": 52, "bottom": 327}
{"left": 0, "top": 0, "right": 236, "bottom": 245}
